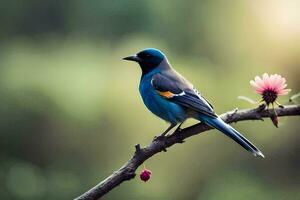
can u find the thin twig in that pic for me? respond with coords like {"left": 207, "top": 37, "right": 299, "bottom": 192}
{"left": 74, "top": 104, "right": 300, "bottom": 200}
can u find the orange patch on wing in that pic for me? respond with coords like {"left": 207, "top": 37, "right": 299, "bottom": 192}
{"left": 157, "top": 90, "right": 174, "bottom": 98}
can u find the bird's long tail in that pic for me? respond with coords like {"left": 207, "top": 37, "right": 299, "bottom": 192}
{"left": 199, "top": 115, "right": 264, "bottom": 158}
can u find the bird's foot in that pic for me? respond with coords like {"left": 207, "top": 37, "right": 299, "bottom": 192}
{"left": 173, "top": 121, "right": 184, "bottom": 134}
{"left": 174, "top": 126, "right": 182, "bottom": 133}
{"left": 153, "top": 134, "right": 167, "bottom": 141}
{"left": 153, "top": 135, "right": 168, "bottom": 152}
{"left": 173, "top": 129, "right": 186, "bottom": 143}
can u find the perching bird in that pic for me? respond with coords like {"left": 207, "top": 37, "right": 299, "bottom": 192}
{"left": 123, "top": 48, "right": 264, "bottom": 158}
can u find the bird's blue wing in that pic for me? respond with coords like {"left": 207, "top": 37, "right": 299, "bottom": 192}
{"left": 152, "top": 73, "right": 264, "bottom": 157}
{"left": 151, "top": 73, "right": 217, "bottom": 118}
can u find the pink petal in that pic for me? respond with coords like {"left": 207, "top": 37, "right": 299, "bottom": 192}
{"left": 269, "top": 74, "right": 276, "bottom": 85}
{"left": 255, "top": 88, "right": 264, "bottom": 94}
{"left": 278, "top": 89, "right": 291, "bottom": 95}
{"left": 262, "top": 73, "right": 271, "bottom": 89}
{"left": 269, "top": 75, "right": 277, "bottom": 90}
{"left": 279, "top": 77, "right": 286, "bottom": 86}
{"left": 276, "top": 84, "right": 288, "bottom": 92}
{"left": 271, "top": 75, "right": 282, "bottom": 89}
{"left": 273, "top": 76, "right": 286, "bottom": 91}
{"left": 250, "top": 80, "right": 262, "bottom": 90}
{"left": 254, "top": 76, "right": 266, "bottom": 89}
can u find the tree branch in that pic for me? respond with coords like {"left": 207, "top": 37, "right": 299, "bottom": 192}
{"left": 74, "top": 104, "right": 300, "bottom": 200}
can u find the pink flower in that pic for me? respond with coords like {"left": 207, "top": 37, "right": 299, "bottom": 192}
{"left": 250, "top": 73, "right": 291, "bottom": 105}
{"left": 140, "top": 169, "right": 152, "bottom": 182}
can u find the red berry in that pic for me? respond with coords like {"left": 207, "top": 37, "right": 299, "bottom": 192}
{"left": 140, "top": 169, "right": 152, "bottom": 182}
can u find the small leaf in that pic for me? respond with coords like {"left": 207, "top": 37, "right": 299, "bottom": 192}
{"left": 289, "top": 92, "right": 300, "bottom": 103}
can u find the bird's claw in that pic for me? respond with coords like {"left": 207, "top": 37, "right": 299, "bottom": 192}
{"left": 175, "top": 127, "right": 182, "bottom": 133}
{"left": 153, "top": 135, "right": 168, "bottom": 152}
{"left": 153, "top": 135, "right": 167, "bottom": 141}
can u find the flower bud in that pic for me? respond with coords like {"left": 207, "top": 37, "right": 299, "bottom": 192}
{"left": 270, "top": 115, "right": 279, "bottom": 128}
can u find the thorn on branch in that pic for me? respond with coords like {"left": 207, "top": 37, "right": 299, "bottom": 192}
{"left": 256, "top": 104, "right": 266, "bottom": 112}
{"left": 229, "top": 107, "right": 239, "bottom": 115}
{"left": 253, "top": 104, "right": 266, "bottom": 121}
{"left": 135, "top": 144, "right": 141, "bottom": 154}
{"left": 227, "top": 107, "right": 239, "bottom": 122}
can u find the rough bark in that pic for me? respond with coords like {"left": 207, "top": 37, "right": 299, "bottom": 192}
{"left": 74, "top": 104, "right": 300, "bottom": 200}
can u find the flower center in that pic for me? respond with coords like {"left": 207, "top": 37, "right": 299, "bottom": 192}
{"left": 262, "top": 90, "right": 277, "bottom": 105}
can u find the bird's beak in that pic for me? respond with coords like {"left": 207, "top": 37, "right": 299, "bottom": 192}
{"left": 122, "top": 55, "right": 141, "bottom": 62}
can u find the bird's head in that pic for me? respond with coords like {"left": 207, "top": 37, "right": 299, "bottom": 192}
{"left": 123, "top": 48, "right": 166, "bottom": 75}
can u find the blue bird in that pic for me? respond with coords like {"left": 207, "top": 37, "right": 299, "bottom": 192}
{"left": 123, "top": 48, "right": 264, "bottom": 158}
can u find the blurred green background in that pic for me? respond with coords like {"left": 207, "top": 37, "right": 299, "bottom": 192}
{"left": 1, "top": 0, "right": 300, "bottom": 199}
